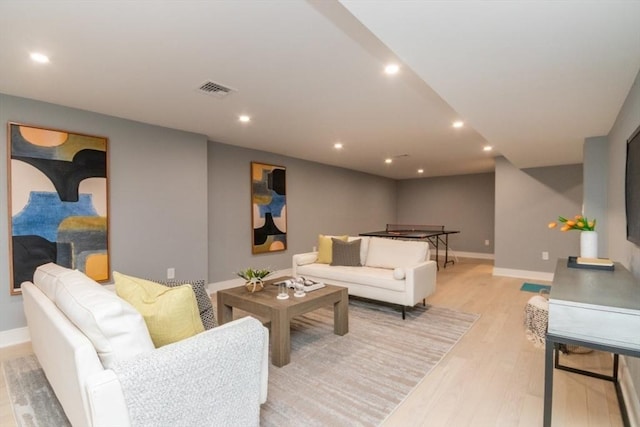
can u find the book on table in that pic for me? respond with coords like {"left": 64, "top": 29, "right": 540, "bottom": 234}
{"left": 576, "top": 257, "right": 614, "bottom": 266}
{"left": 567, "top": 256, "right": 615, "bottom": 271}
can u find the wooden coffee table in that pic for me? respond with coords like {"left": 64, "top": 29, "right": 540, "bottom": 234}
{"left": 216, "top": 279, "right": 349, "bottom": 367}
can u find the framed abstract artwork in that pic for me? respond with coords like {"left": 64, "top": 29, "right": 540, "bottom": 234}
{"left": 251, "top": 162, "right": 286, "bottom": 254}
{"left": 7, "top": 123, "right": 109, "bottom": 295}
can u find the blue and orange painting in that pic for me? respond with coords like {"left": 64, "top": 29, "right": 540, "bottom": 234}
{"left": 9, "top": 123, "right": 108, "bottom": 293}
{"left": 251, "top": 162, "right": 286, "bottom": 254}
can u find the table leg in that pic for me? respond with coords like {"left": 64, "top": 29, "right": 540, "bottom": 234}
{"left": 444, "top": 234, "right": 451, "bottom": 267}
{"left": 334, "top": 289, "right": 349, "bottom": 335}
{"left": 543, "top": 338, "right": 555, "bottom": 426}
{"left": 216, "top": 294, "right": 233, "bottom": 325}
{"left": 270, "top": 307, "right": 290, "bottom": 367}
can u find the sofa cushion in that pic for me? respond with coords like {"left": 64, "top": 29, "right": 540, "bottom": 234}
{"left": 114, "top": 272, "right": 205, "bottom": 348}
{"left": 150, "top": 279, "right": 216, "bottom": 329}
{"left": 317, "top": 234, "right": 348, "bottom": 264}
{"left": 295, "top": 252, "right": 318, "bottom": 266}
{"left": 348, "top": 236, "right": 369, "bottom": 265}
{"left": 33, "top": 262, "right": 76, "bottom": 302}
{"left": 365, "top": 238, "right": 428, "bottom": 269}
{"left": 331, "top": 238, "right": 362, "bottom": 266}
{"left": 52, "top": 267, "right": 154, "bottom": 369}
{"left": 296, "top": 263, "right": 406, "bottom": 292}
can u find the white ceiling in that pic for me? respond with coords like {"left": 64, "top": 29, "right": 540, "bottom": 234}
{"left": 1, "top": 1, "right": 639, "bottom": 180}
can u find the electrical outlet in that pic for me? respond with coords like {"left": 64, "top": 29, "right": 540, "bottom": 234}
{"left": 313, "top": 246, "right": 317, "bottom": 252}
{"left": 542, "top": 251, "right": 549, "bottom": 261}
{"left": 167, "top": 267, "right": 175, "bottom": 279}
{"left": 484, "top": 239, "right": 490, "bottom": 246}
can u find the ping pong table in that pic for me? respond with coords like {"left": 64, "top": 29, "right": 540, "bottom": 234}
{"left": 360, "top": 224, "right": 459, "bottom": 270}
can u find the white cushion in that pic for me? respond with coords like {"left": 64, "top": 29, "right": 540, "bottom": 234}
{"left": 348, "top": 236, "right": 369, "bottom": 265}
{"left": 295, "top": 252, "right": 318, "bottom": 266}
{"left": 296, "top": 263, "right": 406, "bottom": 292}
{"left": 54, "top": 269, "right": 155, "bottom": 368}
{"left": 365, "top": 238, "right": 428, "bottom": 269}
{"left": 33, "top": 262, "right": 76, "bottom": 302}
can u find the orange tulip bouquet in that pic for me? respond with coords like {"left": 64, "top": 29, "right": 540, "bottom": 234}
{"left": 548, "top": 215, "right": 596, "bottom": 232}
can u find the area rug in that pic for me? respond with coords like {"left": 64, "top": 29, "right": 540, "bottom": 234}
{"left": 261, "top": 298, "right": 478, "bottom": 426}
{"left": 3, "top": 299, "right": 478, "bottom": 427}
{"left": 2, "top": 354, "right": 71, "bottom": 427}
{"left": 520, "top": 282, "right": 551, "bottom": 293}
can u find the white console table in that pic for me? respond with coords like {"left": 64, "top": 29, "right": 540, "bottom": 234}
{"left": 544, "top": 258, "right": 640, "bottom": 426}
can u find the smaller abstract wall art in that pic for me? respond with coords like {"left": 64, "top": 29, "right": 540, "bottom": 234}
{"left": 251, "top": 162, "right": 286, "bottom": 254}
{"left": 8, "top": 123, "right": 109, "bottom": 295}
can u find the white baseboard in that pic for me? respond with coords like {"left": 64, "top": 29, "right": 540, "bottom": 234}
{"left": 0, "top": 327, "right": 30, "bottom": 348}
{"left": 208, "top": 268, "right": 292, "bottom": 294}
{"left": 620, "top": 356, "right": 640, "bottom": 427}
{"left": 449, "top": 251, "right": 494, "bottom": 260}
{"left": 492, "top": 267, "right": 554, "bottom": 282}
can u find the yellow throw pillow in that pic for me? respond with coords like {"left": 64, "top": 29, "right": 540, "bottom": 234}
{"left": 113, "top": 271, "right": 204, "bottom": 347}
{"left": 316, "top": 234, "right": 348, "bottom": 264}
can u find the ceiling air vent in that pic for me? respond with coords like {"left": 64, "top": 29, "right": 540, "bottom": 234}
{"left": 197, "top": 80, "right": 236, "bottom": 98}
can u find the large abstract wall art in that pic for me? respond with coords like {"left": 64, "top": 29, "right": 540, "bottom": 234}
{"left": 8, "top": 123, "right": 109, "bottom": 294}
{"left": 251, "top": 162, "right": 286, "bottom": 254}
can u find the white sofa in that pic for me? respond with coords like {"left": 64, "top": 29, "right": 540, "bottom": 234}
{"left": 292, "top": 236, "right": 437, "bottom": 318}
{"left": 22, "top": 263, "right": 269, "bottom": 427}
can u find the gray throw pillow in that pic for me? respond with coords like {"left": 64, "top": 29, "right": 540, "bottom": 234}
{"left": 331, "top": 238, "right": 362, "bottom": 266}
{"left": 150, "top": 279, "right": 217, "bottom": 329}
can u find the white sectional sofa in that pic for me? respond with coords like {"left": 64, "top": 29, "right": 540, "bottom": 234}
{"left": 293, "top": 236, "right": 437, "bottom": 318}
{"left": 22, "top": 263, "right": 269, "bottom": 427}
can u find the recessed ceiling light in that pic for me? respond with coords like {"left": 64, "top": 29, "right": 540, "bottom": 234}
{"left": 483, "top": 146, "right": 493, "bottom": 152}
{"left": 334, "top": 142, "right": 343, "bottom": 149}
{"left": 452, "top": 121, "right": 464, "bottom": 128}
{"left": 238, "top": 115, "right": 251, "bottom": 123}
{"left": 417, "top": 169, "right": 424, "bottom": 174}
{"left": 385, "top": 158, "right": 393, "bottom": 164}
{"left": 30, "top": 52, "right": 49, "bottom": 63}
{"left": 384, "top": 64, "right": 399, "bottom": 75}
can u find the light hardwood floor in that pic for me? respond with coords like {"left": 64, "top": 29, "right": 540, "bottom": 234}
{"left": 0, "top": 258, "right": 623, "bottom": 426}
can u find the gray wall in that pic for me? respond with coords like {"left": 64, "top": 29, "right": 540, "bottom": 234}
{"left": 583, "top": 136, "right": 609, "bottom": 257}
{"left": 605, "top": 69, "right": 640, "bottom": 415}
{"left": 208, "top": 142, "right": 397, "bottom": 282}
{"left": 0, "top": 94, "right": 209, "bottom": 332}
{"left": 396, "top": 173, "right": 495, "bottom": 254}
{"left": 495, "top": 157, "right": 583, "bottom": 273}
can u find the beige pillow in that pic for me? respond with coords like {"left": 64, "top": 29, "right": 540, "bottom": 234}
{"left": 317, "top": 234, "right": 348, "bottom": 264}
{"left": 114, "top": 272, "right": 204, "bottom": 348}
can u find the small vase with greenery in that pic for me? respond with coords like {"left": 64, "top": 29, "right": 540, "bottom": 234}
{"left": 237, "top": 268, "right": 272, "bottom": 292}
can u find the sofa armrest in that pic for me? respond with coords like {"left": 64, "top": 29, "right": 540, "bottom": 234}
{"left": 86, "top": 370, "right": 131, "bottom": 427}
{"left": 404, "top": 260, "right": 438, "bottom": 306}
{"left": 110, "top": 316, "right": 268, "bottom": 427}
{"left": 292, "top": 252, "right": 318, "bottom": 276}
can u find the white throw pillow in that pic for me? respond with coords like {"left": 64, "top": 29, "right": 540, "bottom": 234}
{"left": 365, "top": 238, "right": 428, "bottom": 269}
{"left": 348, "top": 236, "right": 369, "bottom": 265}
{"left": 296, "top": 252, "right": 318, "bottom": 266}
{"left": 393, "top": 268, "right": 406, "bottom": 280}
{"left": 54, "top": 269, "right": 154, "bottom": 368}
